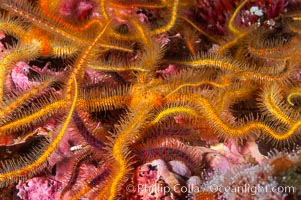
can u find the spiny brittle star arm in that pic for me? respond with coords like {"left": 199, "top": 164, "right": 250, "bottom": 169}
{"left": 171, "top": 58, "right": 240, "bottom": 72}
{"left": 228, "top": 0, "right": 248, "bottom": 35}
{"left": 161, "top": 94, "right": 299, "bottom": 140}
{"left": 66, "top": 20, "right": 112, "bottom": 95}
{"left": 108, "top": 105, "right": 152, "bottom": 200}
{"left": 150, "top": 106, "right": 202, "bottom": 125}
{"left": 164, "top": 79, "right": 230, "bottom": 99}
{"left": 150, "top": 0, "right": 179, "bottom": 35}
{"left": 0, "top": 100, "right": 65, "bottom": 134}
{"left": 0, "top": 78, "right": 54, "bottom": 117}
{"left": 263, "top": 88, "right": 293, "bottom": 125}
{"left": 0, "top": 41, "right": 41, "bottom": 103}
{"left": 287, "top": 92, "right": 301, "bottom": 106}
{"left": 0, "top": 76, "right": 77, "bottom": 184}
{"left": 76, "top": 95, "right": 131, "bottom": 111}
{"left": 0, "top": 1, "right": 132, "bottom": 52}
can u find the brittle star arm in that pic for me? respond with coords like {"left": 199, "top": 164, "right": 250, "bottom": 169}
{"left": 0, "top": 41, "right": 41, "bottom": 102}
{"left": 161, "top": 93, "right": 299, "bottom": 140}
{"left": 0, "top": 1, "right": 133, "bottom": 53}
{"left": 0, "top": 76, "right": 77, "bottom": 186}
{"left": 106, "top": 105, "right": 153, "bottom": 200}
{"left": 76, "top": 95, "right": 131, "bottom": 112}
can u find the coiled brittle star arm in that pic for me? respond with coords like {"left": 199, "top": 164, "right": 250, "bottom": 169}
{"left": 162, "top": 94, "right": 299, "bottom": 140}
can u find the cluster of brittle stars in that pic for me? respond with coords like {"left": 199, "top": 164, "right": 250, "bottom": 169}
{"left": 0, "top": 0, "right": 301, "bottom": 199}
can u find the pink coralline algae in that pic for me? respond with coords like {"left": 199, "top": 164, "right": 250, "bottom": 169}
{"left": 16, "top": 177, "right": 62, "bottom": 200}
{"left": 192, "top": 0, "right": 289, "bottom": 34}
{"left": 59, "top": 0, "right": 94, "bottom": 20}
{"left": 10, "top": 62, "right": 38, "bottom": 90}
{"left": 128, "top": 159, "right": 180, "bottom": 199}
